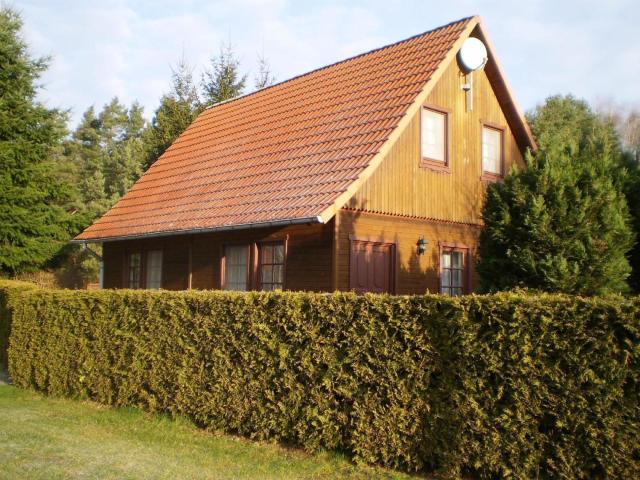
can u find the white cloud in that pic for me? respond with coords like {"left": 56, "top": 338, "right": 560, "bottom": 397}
{"left": 15, "top": 0, "right": 640, "bottom": 126}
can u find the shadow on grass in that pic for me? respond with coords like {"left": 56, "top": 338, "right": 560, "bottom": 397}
{"left": 0, "top": 363, "right": 10, "bottom": 385}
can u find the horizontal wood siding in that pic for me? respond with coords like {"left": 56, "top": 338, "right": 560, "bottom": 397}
{"left": 101, "top": 221, "right": 333, "bottom": 292}
{"left": 347, "top": 48, "right": 525, "bottom": 224}
{"left": 336, "top": 209, "right": 481, "bottom": 294}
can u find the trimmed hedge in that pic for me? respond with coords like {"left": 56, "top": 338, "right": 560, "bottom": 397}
{"left": 1, "top": 280, "right": 638, "bottom": 479}
{"left": 0, "top": 280, "right": 36, "bottom": 367}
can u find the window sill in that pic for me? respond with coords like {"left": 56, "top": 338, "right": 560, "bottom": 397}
{"left": 420, "top": 159, "right": 451, "bottom": 173}
{"left": 481, "top": 172, "right": 504, "bottom": 182}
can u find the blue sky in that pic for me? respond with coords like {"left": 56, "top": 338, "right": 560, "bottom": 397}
{"left": 15, "top": 0, "right": 640, "bottom": 126}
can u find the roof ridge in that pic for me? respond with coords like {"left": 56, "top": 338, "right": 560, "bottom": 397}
{"left": 203, "top": 15, "right": 477, "bottom": 112}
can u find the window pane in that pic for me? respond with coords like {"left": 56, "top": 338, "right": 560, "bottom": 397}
{"left": 442, "top": 269, "right": 451, "bottom": 288}
{"left": 451, "top": 251, "right": 462, "bottom": 268}
{"left": 452, "top": 269, "right": 462, "bottom": 288}
{"left": 261, "top": 265, "right": 273, "bottom": 284}
{"left": 442, "top": 252, "right": 451, "bottom": 268}
{"left": 482, "top": 127, "right": 502, "bottom": 174}
{"left": 146, "top": 250, "right": 162, "bottom": 289}
{"left": 421, "top": 108, "right": 446, "bottom": 162}
{"left": 262, "top": 245, "right": 273, "bottom": 264}
{"left": 273, "top": 264, "right": 284, "bottom": 284}
{"left": 129, "top": 253, "right": 141, "bottom": 289}
{"left": 224, "top": 245, "right": 248, "bottom": 291}
{"left": 273, "top": 245, "right": 284, "bottom": 264}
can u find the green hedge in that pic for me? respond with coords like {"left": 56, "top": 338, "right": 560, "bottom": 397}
{"left": 0, "top": 280, "right": 37, "bottom": 368}
{"left": 1, "top": 281, "right": 638, "bottom": 479}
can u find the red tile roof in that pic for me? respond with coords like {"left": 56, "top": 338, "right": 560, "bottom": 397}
{"left": 76, "top": 16, "right": 514, "bottom": 241}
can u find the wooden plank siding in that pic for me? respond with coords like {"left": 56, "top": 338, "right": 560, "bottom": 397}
{"left": 335, "top": 209, "right": 481, "bottom": 294}
{"left": 346, "top": 44, "right": 524, "bottom": 224}
{"left": 102, "top": 220, "right": 334, "bottom": 292}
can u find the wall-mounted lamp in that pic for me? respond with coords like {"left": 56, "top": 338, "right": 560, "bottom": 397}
{"left": 417, "top": 236, "right": 428, "bottom": 255}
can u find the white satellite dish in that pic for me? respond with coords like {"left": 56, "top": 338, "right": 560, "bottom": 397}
{"left": 458, "top": 37, "right": 488, "bottom": 72}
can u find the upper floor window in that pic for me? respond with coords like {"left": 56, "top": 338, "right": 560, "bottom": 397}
{"left": 128, "top": 252, "right": 142, "bottom": 289}
{"left": 482, "top": 124, "right": 503, "bottom": 178}
{"left": 259, "top": 242, "right": 285, "bottom": 291}
{"left": 421, "top": 106, "right": 448, "bottom": 168}
{"left": 146, "top": 250, "right": 163, "bottom": 289}
{"left": 223, "top": 245, "right": 249, "bottom": 291}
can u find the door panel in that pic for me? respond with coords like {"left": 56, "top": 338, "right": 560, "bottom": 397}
{"left": 349, "top": 240, "right": 394, "bottom": 293}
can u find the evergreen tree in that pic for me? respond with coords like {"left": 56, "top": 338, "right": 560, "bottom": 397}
{"left": 478, "top": 95, "right": 634, "bottom": 295}
{"left": 103, "top": 99, "right": 145, "bottom": 200}
{"left": 621, "top": 152, "right": 640, "bottom": 292}
{"left": 254, "top": 53, "right": 276, "bottom": 90}
{"left": 66, "top": 106, "right": 109, "bottom": 218}
{"left": 144, "top": 57, "right": 202, "bottom": 168}
{"left": 66, "top": 99, "right": 147, "bottom": 220}
{"left": 201, "top": 42, "right": 247, "bottom": 105}
{"left": 0, "top": 8, "right": 78, "bottom": 274}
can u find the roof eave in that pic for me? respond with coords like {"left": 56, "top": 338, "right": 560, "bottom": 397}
{"left": 71, "top": 215, "right": 324, "bottom": 244}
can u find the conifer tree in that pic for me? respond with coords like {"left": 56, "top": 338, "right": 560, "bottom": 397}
{"left": 254, "top": 53, "right": 276, "bottom": 90}
{"left": 201, "top": 42, "right": 247, "bottom": 105}
{"left": 478, "top": 95, "right": 634, "bottom": 295}
{"left": 103, "top": 100, "right": 145, "bottom": 200}
{"left": 144, "top": 57, "right": 202, "bottom": 168}
{"left": 69, "top": 107, "right": 110, "bottom": 216}
{"left": 0, "top": 7, "right": 77, "bottom": 274}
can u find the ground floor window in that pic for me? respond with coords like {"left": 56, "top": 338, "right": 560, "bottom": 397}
{"left": 127, "top": 252, "right": 142, "bottom": 289}
{"left": 259, "top": 243, "right": 285, "bottom": 291}
{"left": 146, "top": 250, "right": 163, "bottom": 289}
{"left": 127, "top": 250, "right": 162, "bottom": 289}
{"left": 222, "top": 240, "right": 286, "bottom": 291}
{"left": 223, "top": 245, "right": 249, "bottom": 291}
{"left": 440, "top": 245, "right": 469, "bottom": 296}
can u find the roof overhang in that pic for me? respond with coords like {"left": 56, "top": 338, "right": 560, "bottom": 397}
{"left": 72, "top": 215, "right": 324, "bottom": 243}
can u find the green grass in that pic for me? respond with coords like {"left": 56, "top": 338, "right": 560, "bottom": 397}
{"left": 0, "top": 384, "right": 420, "bottom": 480}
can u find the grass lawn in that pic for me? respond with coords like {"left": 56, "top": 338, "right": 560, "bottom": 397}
{"left": 0, "top": 382, "right": 419, "bottom": 480}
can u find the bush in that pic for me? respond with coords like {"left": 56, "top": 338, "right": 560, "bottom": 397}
{"left": 1, "top": 281, "right": 638, "bottom": 479}
{"left": 479, "top": 95, "right": 634, "bottom": 295}
{"left": 0, "top": 279, "right": 37, "bottom": 368}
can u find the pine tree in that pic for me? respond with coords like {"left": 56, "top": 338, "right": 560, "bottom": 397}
{"left": 0, "top": 7, "right": 77, "bottom": 274}
{"left": 254, "top": 53, "right": 276, "bottom": 90}
{"left": 103, "top": 100, "right": 145, "bottom": 200}
{"left": 201, "top": 42, "right": 247, "bottom": 105}
{"left": 143, "top": 57, "right": 202, "bottom": 169}
{"left": 67, "top": 100, "right": 147, "bottom": 219}
{"left": 478, "top": 95, "right": 634, "bottom": 295}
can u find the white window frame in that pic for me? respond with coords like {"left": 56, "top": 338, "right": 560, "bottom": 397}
{"left": 481, "top": 123, "right": 504, "bottom": 178}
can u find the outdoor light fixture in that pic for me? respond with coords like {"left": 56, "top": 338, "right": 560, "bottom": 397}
{"left": 417, "top": 236, "right": 428, "bottom": 255}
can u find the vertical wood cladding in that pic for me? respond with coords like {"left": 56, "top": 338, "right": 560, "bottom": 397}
{"left": 100, "top": 221, "right": 333, "bottom": 292}
{"left": 336, "top": 209, "right": 481, "bottom": 294}
{"left": 347, "top": 50, "right": 525, "bottom": 224}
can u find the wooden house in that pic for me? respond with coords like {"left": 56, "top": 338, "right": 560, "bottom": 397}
{"left": 75, "top": 16, "right": 536, "bottom": 295}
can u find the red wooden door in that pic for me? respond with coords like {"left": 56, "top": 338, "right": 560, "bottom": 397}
{"left": 349, "top": 240, "right": 394, "bottom": 293}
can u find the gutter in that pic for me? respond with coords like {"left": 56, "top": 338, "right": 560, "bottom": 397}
{"left": 70, "top": 215, "right": 325, "bottom": 244}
